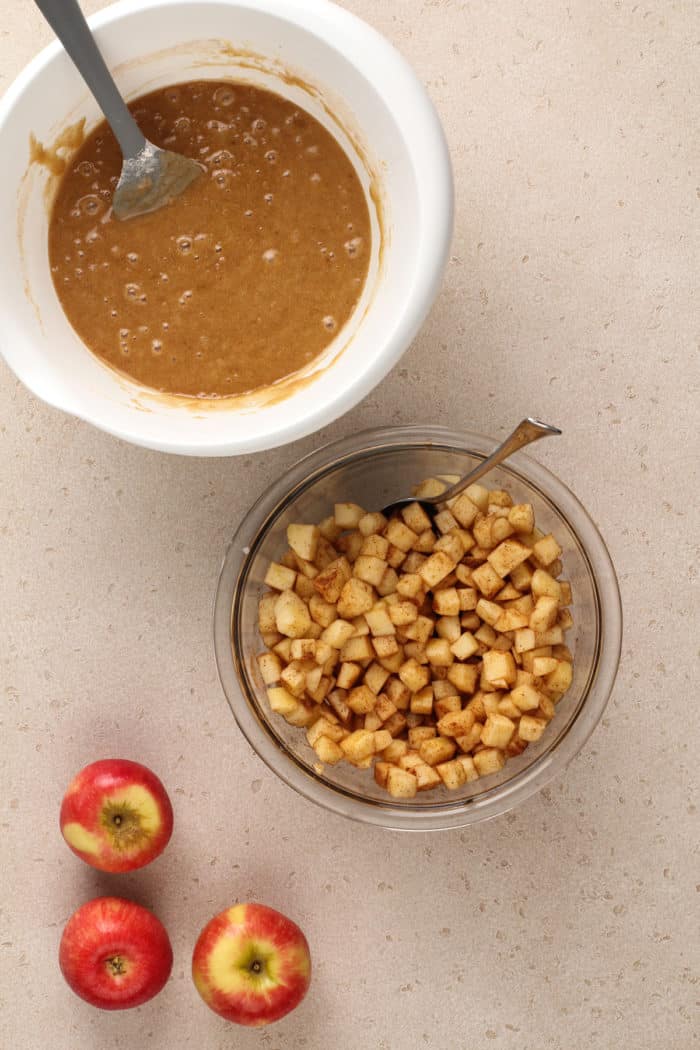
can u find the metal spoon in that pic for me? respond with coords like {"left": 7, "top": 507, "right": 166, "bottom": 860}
{"left": 35, "top": 0, "right": 201, "bottom": 220}
{"left": 382, "top": 418, "right": 562, "bottom": 518}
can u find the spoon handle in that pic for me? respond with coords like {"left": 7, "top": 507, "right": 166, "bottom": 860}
{"left": 34, "top": 0, "right": 145, "bottom": 159}
{"left": 436, "top": 418, "right": 562, "bottom": 504}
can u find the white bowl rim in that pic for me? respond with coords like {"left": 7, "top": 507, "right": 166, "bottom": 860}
{"left": 0, "top": 0, "right": 454, "bottom": 455}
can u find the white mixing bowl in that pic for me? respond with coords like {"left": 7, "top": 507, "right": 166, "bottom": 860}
{"left": 0, "top": 0, "right": 453, "bottom": 455}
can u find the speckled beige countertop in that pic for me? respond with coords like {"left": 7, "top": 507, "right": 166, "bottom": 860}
{"left": 1, "top": 2, "right": 697, "bottom": 1048}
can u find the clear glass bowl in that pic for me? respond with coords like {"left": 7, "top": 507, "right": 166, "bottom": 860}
{"left": 214, "top": 426, "right": 622, "bottom": 830}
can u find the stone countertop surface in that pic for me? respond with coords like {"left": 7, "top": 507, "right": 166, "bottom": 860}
{"left": 0, "top": 2, "right": 697, "bottom": 1048}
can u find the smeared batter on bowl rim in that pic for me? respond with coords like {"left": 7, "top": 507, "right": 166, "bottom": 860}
{"left": 48, "top": 80, "right": 371, "bottom": 398}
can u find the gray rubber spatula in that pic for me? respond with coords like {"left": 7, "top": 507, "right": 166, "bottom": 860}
{"left": 34, "top": 0, "right": 201, "bottom": 219}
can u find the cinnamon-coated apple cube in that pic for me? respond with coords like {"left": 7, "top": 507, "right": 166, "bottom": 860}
{"left": 374, "top": 761, "right": 391, "bottom": 789}
{"left": 386, "top": 766, "right": 418, "bottom": 798}
{"left": 289, "top": 638, "right": 316, "bottom": 662}
{"left": 272, "top": 637, "right": 293, "bottom": 664}
{"left": 432, "top": 588, "right": 460, "bottom": 617}
{"left": 312, "top": 556, "right": 352, "bottom": 604}
{"left": 385, "top": 544, "right": 407, "bottom": 569}
{"left": 349, "top": 616, "right": 370, "bottom": 638}
{"left": 437, "top": 708, "right": 476, "bottom": 738}
{"left": 364, "top": 605, "right": 395, "bottom": 637}
{"left": 294, "top": 577, "right": 316, "bottom": 603}
{"left": 449, "top": 631, "right": 479, "bottom": 661}
{"left": 473, "top": 747, "right": 505, "bottom": 776}
{"left": 394, "top": 573, "right": 424, "bottom": 601}
{"left": 414, "top": 529, "right": 437, "bottom": 554}
{"left": 398, "top": 658, "right": 430, "bottom": 693}
{"left": 537, "top": 695, "right": 556, "bottom": 721}
{"left": 447, "top": 491, "right": 478, "bottom": 528}
{"left": 408, "top": 726, "right": 436, "bottom": 747}
{"left": 313, "top": 736, "right": 344, "bottom": 765}
{"left": 455, "top": 563, "right": 474, "bottom": 585}
{"left": 340, "top": 729, "right": 375, "bottom": 762}
{"left": 532, "top": 533, "right": 563, "bottom": 567}
{"left": 287, "top": 524, "right": 320, "bottom": 563}
{"left": 292, "top": 554, "right": 319, "bottom": 581}
{"left": 514, "top": 628, "right": 536, "bottom": 654}
{"left": 436, "top": 759, "right": 467, "bottom": 790}
{"left": 432, "top": 508, "right": 458, "bottom": 535}
{"left": 307, "top": 593, "right": 336, "bottom": 629}
{"left": 481, "top": 713, "right": 516, "bottom": 749}
{"left": 472, "top": 515, "right": 495, "bottom": 550}
{"left": 488, "top": 489, "right": 513, "bottom": 508}
{"left": 410, "top": 686, "right": 434, "bottom": 715}
{"left": 557, "top": 608, "right": 574, "bottom": 631}
{"left": 402, "top": 551, "right": 427, "bottom": 574}
{"left": 337, "top": 531, "right": 364, "bottom": 564}
{"left": 474, "top": 624, "right": 497, "bottom": 649}
{"left": 508, "top": 563, "right": 533, "bottom": 594}
{"left": 258, "top": 593, "right": 279, "bottom": 634}
{"left": 510, "top": 683, "right": 542, "bottom": 712}
{"left": 279, "top": 660, "right": 307, "bottom": 697}
{"left": 364, "top": 711, "right": 382, "bottom": 732}
{"left": 261, "top": 630, "right": 283, "bottom": 649}
{"left": 398, "top": 750, "right": 424, "bottom": 771}
{"left": 284, "top": 701, "right": 318, "bottom": 727}
{"left": 447, "top": 663, "right": 479, "bottom": 695}
{"left": 518, "top": 715, "right": 548, "bottom": 742}
{"left": 507, "top": 503, "right": 535, "bottom": 534}
{"left": 371, "top": 635, "right": 398, "bottom": 661}
{"left": 383, "top": 712, "right": 409, "bottom": 738}
{"left": 307, "top": 674, "right": 333, "bottom": 704}
{"left": 433, "top": 533, "right": 464, "bottom": 564}
{"left": 414, "top": 763, "right": 442, "bottom": 791}
{"left": 280, "top": 550, "right": 297, "bottom": 569}
{"left": 377, "top": 650, "right": 405, "bottom": 674}
{"left": 419, "top": 736, "right": 457, "bottom": 766}
{"left": 466, "top": 692, "right": 487, "bottom": 720}
{"left": 381, "top": 738, "right": 408, "bottom": 763}
{"left": 357, "top": 511, "right": 387, "bottom": 537}
{"left": 320, "top": 619, "right": 354, "bottom": 650}
{"left": 326, "top": 689, "right": 352, "bottom": 725}
{"left": 497, "top": 696, "right": 521, "bottom": 719}
{"left": 374, "top": 694, "right": 397, "bottom": 723}
{"left": 418, "top": 551, "right": 456, "bottom": 589}
{"left": 364, "top": 662, "right": 391, "bottom": 696}
{"left": 471, "top": 562, "right": 505, "bottom": 598}
{"left": 265, "top": 561, "right": 297, "bottom": 593}
{"left": 544, "top": 660, "right": 573, "bottom": 698}
{"left": 529, "top": 595, "right": 559, "bottom": 633}
{"left": 532, "top": 656, "right": 558, "bottom": 677}
{"left": 353, "top": 555, "right": 389, "bottom": 588}
{"left": 347, "top": 685, "right": 377, "bottom": 715}
{"left": 333, "top": 503, "right": 365, "bottom": 529}
{"left": 531, "top": 568, "right": 561, "bottom": 600}
{"left": 337, "top": 578, "right": 375, "bottom": 619}
{"left": 558, "top": 580, "right": 572, "bottom": 606}
{"left": 400, "top": 502, "right": 433, "bottom": 534}
{"left": 306, "top": 717, "right": 345, "bottom": 748}
{"left": 494, "top": 609, "right": 530, "bottom": 633}
{"left": 339, "top": 635, "right": 374, "bottom": 663}
{"left": 373, "top": 729, "right": 393, "bottom": 753}
{"left": 318, "top": 514, "right": 341, "bottom": 542}
{"left": 456, "top": 587, "right": 478, "bottom": 612}
{"left": 551, "top": 643, "right": 573, "bottom": 662}
{"left": 461, "top": 613, "right": 480, "bottom": 632}
{"left": 463, "top": 485, "right": 489, "bottom": 514}
{"left": 314, "top": 536, "right": 340, "bottom": 571}
{"left": 434, "top": 695, "right": 462, "bottom": 719}
{"left": 456, "top": 722, "right": 484, "bottom": 752}
{"left": 305, "top": 665, "right": 323, "bottom": 696}
{"left": 359, "top": 535, "right": 389, "bottom": 562}
{"left": 384, "top": 518, "right": 419, "bottom": 553}
{"left": 454, "top": 754, "right": 478, "bottom": 782}
{"left": 491, "top": 517, "right": 515, "bottom": 545}
{"left": 345, "top": 753, "right": 374, "bottom": 770}
{"left": 313, "top": 641, "right": 333, "bottom": 666}
{"left": 385, "top": 678, "right": 411, "bottom": 711}
{"left": 482, "top": 650, "right": 516, "bottom": 687}
{"left": 533, "top": 626, "right": 564, "bottom": 647}
{"left": 387, "top": 600, "right": 418, "bottom": 628}
{"left": 473, "top": 599, "right": 499, "bottom": 628}
{"left": 335, "top": 661, "right": 362, "bottom": 690}
{"left": 256, "top": 652, "right": 282, "bottom": 685}
{"left": 267, "top": 686, "right": 299, "bottom": 718}
{"left": 413, "top": 477, "right": 447, "bottom": 499}
{"left": 424, "top": 637, "right": 454, "bottom": 667}
{"left": 436, "top": 615, "right": 461, "bottom": 644}
{"left": 376, "top": 567, "right": 399, "bottom": 597}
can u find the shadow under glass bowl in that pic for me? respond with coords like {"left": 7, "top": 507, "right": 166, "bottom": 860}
{"left": 214, "top": 425, "right": 622, "bottom": 831}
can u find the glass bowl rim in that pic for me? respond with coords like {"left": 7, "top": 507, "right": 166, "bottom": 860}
{"left": 213, "top": 424, "right": 622, "bottom": 831}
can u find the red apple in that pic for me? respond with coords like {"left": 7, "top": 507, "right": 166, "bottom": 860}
{"left": 59, "top": 896, "right": 173, "bottom": 1009}
{"left": 60, "top": 758, "right": 173, "bottom": 872}
{"left": 192, "top": 903, "right": 311, "bottom": 1026}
